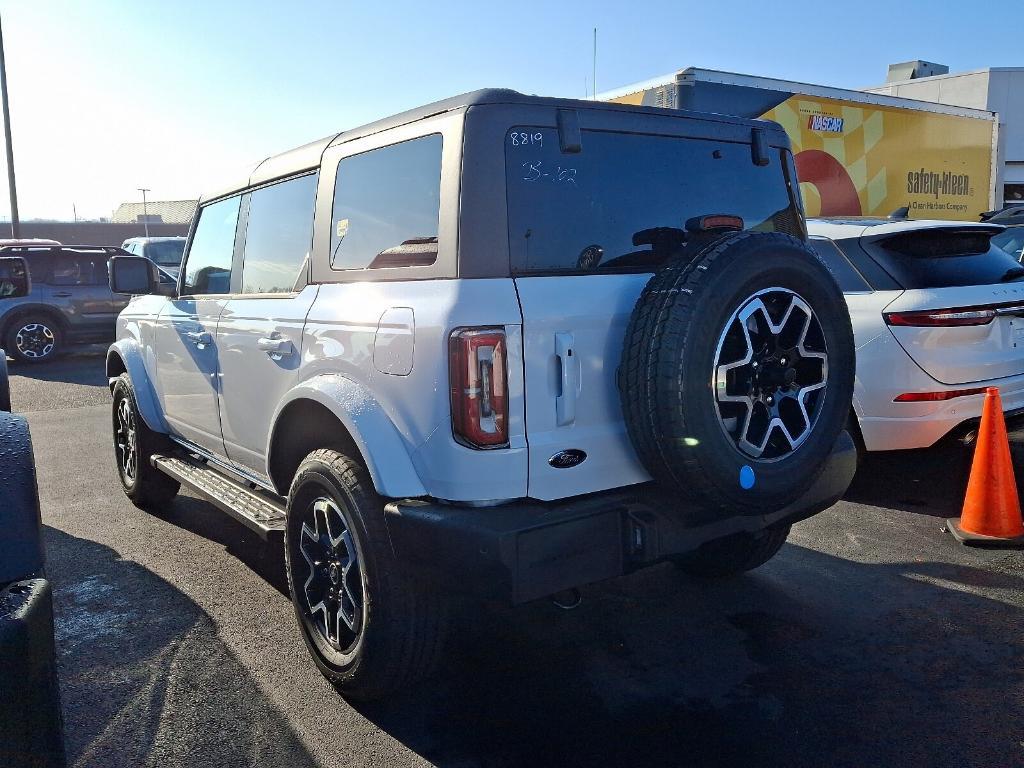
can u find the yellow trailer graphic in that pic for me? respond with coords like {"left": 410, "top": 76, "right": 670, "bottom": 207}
{"left": 762, "top": 95, "right": 994, "bottom": 221}
{"left": 604, "top": 69, "right": 998, "bottom": 221}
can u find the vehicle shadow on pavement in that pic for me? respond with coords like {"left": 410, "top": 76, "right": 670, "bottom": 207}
{"left": 353, "top": 545, "right": 1024, "bottom": 768}
{"left": 845, "top": 445, "right": 972, "bottom": 517}
{"left": 43, "top": 526, "right": 317, "bottom": 768}
{"left": 845, "top": 433, "right": 1024, "bottom": 518}
{"left": 6, "top": 350, "right": 107, "bottom": 386}
{"left": 157, "top": 492, "right": 291, "bottom": 598}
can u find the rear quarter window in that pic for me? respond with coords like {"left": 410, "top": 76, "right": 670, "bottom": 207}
{"left": 330, "top": 134, "right": 442, "bottom": 270}
{"left": 808, "top": 238, "right": 871, "bottom": 292}
{"left": 505, "top": 127, "right": 803, "bottom": 274}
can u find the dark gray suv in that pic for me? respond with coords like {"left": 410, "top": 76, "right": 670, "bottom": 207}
{"left": 0, "top": 245, "right": 131, "bottom": 363}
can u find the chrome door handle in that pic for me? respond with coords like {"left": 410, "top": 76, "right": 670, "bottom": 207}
{"left": 555, "top": 332, "right": 577, "bottom": 426}
{"left": 258, "top": 336, "right": 293, "bottom": 355}
{"left": 185, "top": 330, "right": 212, "bottom": 346}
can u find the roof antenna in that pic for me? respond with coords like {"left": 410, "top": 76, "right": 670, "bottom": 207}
{"left": 592, "top": 27, "right": 598, "bottom": 100}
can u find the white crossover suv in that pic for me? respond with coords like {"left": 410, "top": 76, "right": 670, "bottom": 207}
{"left": 106, "top": 90, "right": 857, "bottom": 699}
{"left": 807, "top": 218, "right": 1024, "bottom": 454}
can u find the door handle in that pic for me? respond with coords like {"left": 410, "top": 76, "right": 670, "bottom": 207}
{"left": 52, "top": 291, "right": 72, "bottom": 298}
{"left": 185, "top": 330, "right": 212, "bottom": 347}
{"left": 555, "top": 332, "right": 577, "bottom": 426}
{"left": 258, "top": 335, "right": 294, "bottom": 356}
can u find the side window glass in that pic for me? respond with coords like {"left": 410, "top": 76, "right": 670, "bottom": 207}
{"left": 49, "top": 254, "right": 81, "bottom": 285}
{"left": 240, "top": 173, "right": 318, "bottom": 293}
{"left": 331, "top": 134, "right": 442, "bottom": 270}
{"left": 809, "top": 238, "right": 871, "bottom": 292}
{"left": 182, "top": 196, "right": 241, "bottom": 296}
{"left": 49, "top": 254, "right": 106, "bottom": 286}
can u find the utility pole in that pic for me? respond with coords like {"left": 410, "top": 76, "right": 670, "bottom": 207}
{"left": 0, "top": 12, "right": 20, "bottom": 238}
{"left": 137, "top": 187, "right": 150, "bottom": 237}
{"left": 592, "top": 27, "right": 597, "bottom": 100}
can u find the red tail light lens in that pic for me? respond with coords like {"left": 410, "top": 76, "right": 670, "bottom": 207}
{"left": 894, "top": 387, "right": 987, "bottom": 402}
{"left": 884, "top": 308, "right": 996, "bottom": 327}
{"left": 449, "top": 328, "right": 508, "bottom": 448}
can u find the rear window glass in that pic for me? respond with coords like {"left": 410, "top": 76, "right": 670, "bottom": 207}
{"left": 505, "top": 127, "right": 802, "bottom": 274}
{"left": 330, "top": 134, "right": 442, "bottom": 270}
{"left": 144, "top": 240, "right": 185, "bottom": 267}
{"left": 866, "top": 229, "right": 1024, "bottom": 288}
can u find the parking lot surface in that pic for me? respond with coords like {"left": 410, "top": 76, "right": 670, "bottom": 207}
{"left": 9, "top": 350, "right": 1024, "bottom": 768}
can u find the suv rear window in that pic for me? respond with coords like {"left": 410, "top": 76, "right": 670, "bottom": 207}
{"left": 865, "top": 228, "right": 1023, "bottom": 288}
{"left": 144, "top": 240, "right": 185, "bottom": 268}
{"left": 505, "top": 127, "right": 802, "bottom": 274}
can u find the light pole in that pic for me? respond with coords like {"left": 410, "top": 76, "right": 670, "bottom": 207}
{"left": 0, "top": 12, "right": 20, "bottom": 238}
{"left": 137, "top": 187, "right": 150, "bottom": 237}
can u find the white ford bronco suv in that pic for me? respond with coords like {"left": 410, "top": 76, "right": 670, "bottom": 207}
{"left": 106, "top": 90, "right": 857, "bottom": 699}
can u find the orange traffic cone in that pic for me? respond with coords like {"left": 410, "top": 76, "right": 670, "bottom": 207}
{"left": 946, "top": 387, "right": 1024, "bottom": 547}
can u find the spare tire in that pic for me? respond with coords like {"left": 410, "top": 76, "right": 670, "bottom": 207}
{"left": 620, "top": 231, "right": 855, "bottom": 514}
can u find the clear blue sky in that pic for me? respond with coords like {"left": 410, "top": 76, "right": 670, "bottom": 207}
{"left": 0, "top": 0, "right": 1018, "bottom": 220}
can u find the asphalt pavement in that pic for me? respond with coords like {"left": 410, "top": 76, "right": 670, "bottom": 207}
{"left": 8, "top": 349, "right": 1024, "bottom": 768}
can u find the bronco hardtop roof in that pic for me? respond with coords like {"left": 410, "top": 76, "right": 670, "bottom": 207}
{"left": 202, "top": 88, "right": 789, "bottom": 203}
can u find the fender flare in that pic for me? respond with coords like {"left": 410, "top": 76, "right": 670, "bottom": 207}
{"left": 0, "top": 302, "right": 69, "bottom": 336}
{"left": 268, "top": 374, "right": 427, "bottom": 499}
{"left": 105, "top": 340, "right": 169, "bottom": 434}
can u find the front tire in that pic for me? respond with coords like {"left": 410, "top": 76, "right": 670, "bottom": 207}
{"left": 285, "top": 449, "right": 448, "bottom": 700}
{"left": 5, "top": 315, "right": 62, "bottom": 363}
{"left": 111, "top": 373, "right": 179, "bottom": 508}
{"left": 675, "top": 524, "right": 791, "bottom": 577}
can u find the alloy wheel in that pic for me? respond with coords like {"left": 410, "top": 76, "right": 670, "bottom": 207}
{"left": 713, "top": 288, "right": 828, "bottom": 461}
{"left": 15, "top": 322, "right": 55, "bottom": 359}
{"left": 115, "top": 396, "right": 138, "bottom": 484}
{"left": 298, "top": 496, "right": 364, "bottom": 651}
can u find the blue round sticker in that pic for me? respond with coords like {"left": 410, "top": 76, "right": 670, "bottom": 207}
{"left": 739, "top": 465, "right": 756, "bottom": 490}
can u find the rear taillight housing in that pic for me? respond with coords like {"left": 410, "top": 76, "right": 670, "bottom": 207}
{"left": 884, "top": 308, "right": 996, "bottom": 327}
{"left": 449, "top": 327, "right": 508, "bottom": 448}
{"left": 894, "top": 387, "right": 988, "bottom": 402}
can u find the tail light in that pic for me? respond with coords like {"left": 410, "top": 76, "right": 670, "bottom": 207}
{"left": 449, "top": 327, "right": 508, "bottom": 448}
{"left": 884, "top": 307, "right": 996, "bottom": 327}
{"left": 894, "top": 387, "right": 987, "bottom": 402}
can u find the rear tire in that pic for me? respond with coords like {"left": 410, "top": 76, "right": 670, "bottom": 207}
{"left": 111, "top": 374, "right": 179, "bottom": 509}
{"left": 674, "top": 525, "right": 791, "bottom": 578}
{"left": 285, "top": 449, "right": 448, "bottom": 700}
{"left": 5, "top": 314, "right": 62, "bottom": 364}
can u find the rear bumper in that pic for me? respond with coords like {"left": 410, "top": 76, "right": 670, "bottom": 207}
{"left": 385, "top": 431, "right": 857, "bottom": 603}
{"left": 858, "top": 376, "right": 1024, "bottom": 451}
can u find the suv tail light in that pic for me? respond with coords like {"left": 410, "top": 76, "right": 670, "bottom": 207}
{"left": 884, "top": 307, "right": 996, "bottom": 327}
{"left": 894, "top": 387, "right": 987, "bottom": 402}
{"left": 449, "top": 328, "right": 509, "bottom": 448}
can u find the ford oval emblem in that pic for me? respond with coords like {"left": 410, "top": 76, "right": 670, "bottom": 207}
{"left": 548, "top": 449, "right": 587, "bottom": 469}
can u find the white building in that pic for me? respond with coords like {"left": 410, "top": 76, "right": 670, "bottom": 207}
{"left": 865, "top": 64, "right": 1024, "bottom": 209}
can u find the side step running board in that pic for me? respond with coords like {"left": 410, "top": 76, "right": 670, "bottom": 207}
{"left": 152, "top": 454, "right": 286, "bottom": 538}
